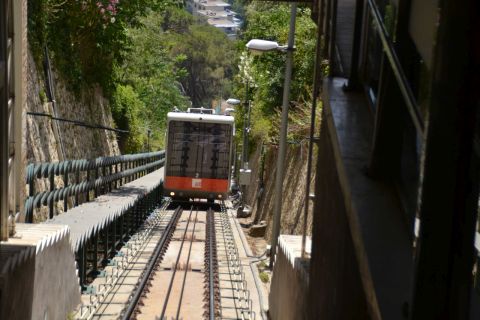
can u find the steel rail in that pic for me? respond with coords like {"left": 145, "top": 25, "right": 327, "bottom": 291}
{"left": 81, "top": 200, "right": 171, "bottom": 320}
{"left": 175, "top": 208, "right": 200, "bottom": 320}
{"left": 159, "top": 206, "right": 194, "bottom": 320}
{"left": 207, "top": 208, "right": 217, "bottom": 320}
{"left": 218, "top": 206, "right": 241, "bottom": 319}
{"left": 121, "top": 206, "right": 183, "bottom": 320}
{"left": 219, "top": 202, "right": 257, "bottom": 319}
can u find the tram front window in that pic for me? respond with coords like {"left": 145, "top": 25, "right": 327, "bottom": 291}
{"left": 167, "top": 121, "right": 231, "bottom": 179}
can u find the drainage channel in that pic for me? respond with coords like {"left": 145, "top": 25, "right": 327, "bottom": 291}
{"left": 77, "top": 201, "right": 255, "bottom": 320}
{"left": 216, "top": 202, "right": 256, "bottom": 320}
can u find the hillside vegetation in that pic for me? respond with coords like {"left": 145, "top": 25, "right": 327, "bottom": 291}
{"left": 233, "top": 2, "right": 317, "bottom": 146}
{"left": 28, "top": 0, "right": 233, "bottom": 153}
{"left": 28, "top": 0, "right": 316, "bottom": 154}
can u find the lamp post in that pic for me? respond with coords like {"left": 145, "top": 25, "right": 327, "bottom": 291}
{"left": 246, "top": 3, "right": 297, "bottom": 268}
{"left": 147, "top": 128, "right": 151, "bottom": 152}
{"left": 226, "top": 98, "right": 241, "bottom": 193}
{"left": 243, "top": 100, "right": 252, "bottom": 169}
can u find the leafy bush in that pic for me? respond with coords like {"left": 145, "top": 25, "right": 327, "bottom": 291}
{"left": 160, "top": 9, "right": 236, "bottom": 107}
{"left": 111, "top": 84, "right": 145, "bottom": 153}
{"left": 28, "top": 0, "right": 164, "bottom": 94}
{"left": 259, "top": 271, "right": 270, "bottom": 283}
{"left": 234, "top": 2, "right": 317, "bottom": 144}
{"left": 115, "top": 7, "right": 235, "bottom": 151}
{"left": 28, "top": 1, "right": 237, "bottom": 153}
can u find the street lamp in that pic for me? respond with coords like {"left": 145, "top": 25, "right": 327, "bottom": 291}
{"left": 227, "top": 97, "right": 252, "bottom": 211}
{"left": 226, "top": 98, "right": 241, "bottom": 105}
{"left": 246, "top": 3, "right": 297, "bottom": 268}
{"left": 227, "top": 98, "right": 241, "bottom": 193}
{"left": 245, "top": 39, "right": 288, "bottom": 53}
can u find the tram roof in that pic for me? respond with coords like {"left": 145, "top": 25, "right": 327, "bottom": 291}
{"left": 167, "top": 112, "right": 234, "bottom": 124}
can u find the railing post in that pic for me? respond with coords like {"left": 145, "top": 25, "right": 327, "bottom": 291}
{"left": 78, "top": 244, "right": 87, "bottom": 289}
{"left": 109, "top": 164, "right": 113, "bottom": 192}
{"left": 112, "top": 218, "right": 117, "bottom": 253}
{"left": 120, "top": 162, "right": 124, "bottom": 186}
{"left": 94, "top": 167, "right": 99, "bottom": 198}
{"left": 119, "top": 214, "right": 124, "bottom": 244}
{"left": 136, "top": 202, "right": 141, "bottom": 229}
{"left": 103, "top": 225, "right": 109, "bottom": 262}
{"left": 75, "top": 169, "right": 80, "bottom": 206}
{"left": 27, "top": 168, "right": 35, "bottom": 223}
{"left": 129, "top": 160, "right": 133, "bottom": 182}
{"left": 86, "top": 169, "right": 90, "bottom": 202}
{"left": 64, "top": 169, "right": 68, "bottom": 212}
{"left": 137, "top": 160, "right": 140, "bottom": 179}
{"left": 93, "top": 231, "right": 98, "bottom": 273}
{"left": 133, "top": 160, "right": 136, "bottom": 180}
{"left": 102, "top": 166, "right": 106, "bottom": 195}
{"left": 115, "top": 163, "right": 119, "bottom": 189}
{"left": 49, "top": 169, "right": 54, "bottom": 219}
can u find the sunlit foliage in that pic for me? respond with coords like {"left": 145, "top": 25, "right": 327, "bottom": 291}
{"left": 234, "top": 2, "right": 317, "bottom": 143}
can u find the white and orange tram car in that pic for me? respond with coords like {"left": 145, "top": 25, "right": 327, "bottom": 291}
{"left": 163, "top": 108, "right": 235, "bottom": 201}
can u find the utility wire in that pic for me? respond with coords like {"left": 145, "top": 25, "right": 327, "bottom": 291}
{"left": 26, "top": 111, "right": 129, "bottom": 134}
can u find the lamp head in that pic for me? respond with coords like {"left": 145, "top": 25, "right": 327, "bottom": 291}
{"left": 226, "top": 98, "right": 241, "bottom": 105}
{"left": 225, "top": 108, "right": 236, "bottom": 115}
{"left": 246, "top": 39, "right": 280, "bottom": 53}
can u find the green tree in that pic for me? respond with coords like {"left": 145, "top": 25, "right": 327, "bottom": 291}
{"left": 111, "top": 85, "right": 145, "bottom": 153}
{"left": 28, "top": 0, "right": 166, "bottom": 93}
{"left": 160, "top": 9, "right": 235, "bottom": 107}
{"left": 114, "top": 7, "right": 235, "bottom": 151}
{"left": 235, "top": 2, "right": 317, "bottom": 142}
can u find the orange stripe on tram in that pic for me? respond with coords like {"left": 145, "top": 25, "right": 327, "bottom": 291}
{"left": 165, "top": 176, "right": 229, "bottom": 193}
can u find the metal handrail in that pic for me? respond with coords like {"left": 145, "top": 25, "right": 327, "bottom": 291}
{"left": 366, "top": 0, "right": 424, "bottom": 135}
{"left": 25, "top": 151, "right": 165, "bottom": 222}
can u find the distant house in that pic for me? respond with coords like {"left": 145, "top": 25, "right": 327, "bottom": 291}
{"left": 186, "top": 0, "right": 242, "bottom": 39}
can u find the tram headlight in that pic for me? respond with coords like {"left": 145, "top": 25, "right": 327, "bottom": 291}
{"left": 170, "top": 192, "right": 175, "bottom": 196}
{"left": 218, "top": 194, "right": 223, "bottom": 199}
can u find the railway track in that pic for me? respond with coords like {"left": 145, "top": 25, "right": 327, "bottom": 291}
{"left": 76, "top": 201, "right": 256, "bottom": 320}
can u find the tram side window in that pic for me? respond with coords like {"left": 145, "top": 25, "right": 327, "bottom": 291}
{"left": 167, "top": 121, "right": 231, "bottom": 179}
{"left": 362, "top": 9, "right": 383, "bottom": 109}
{"left": 474, "top": 193, "right": 480, "bottom": 297}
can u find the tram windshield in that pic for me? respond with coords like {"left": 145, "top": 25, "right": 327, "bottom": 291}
{"left": 166, "top": 120, "right": 232, "bottom": 179}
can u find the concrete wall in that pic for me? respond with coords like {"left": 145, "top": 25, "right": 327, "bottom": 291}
{"left": 31, "top": 233, "right": 80, "bottom": 319}
{"left": 0, "top": 251, "right": 35, "bottom": 319}
{"left": 307, "top": 114, "right": 370, "bottom": 319}
{"left": 0, "top": 225, "right": 81, "bottom": 320}
{"left": 269, "top": 235, "right": 309, "bottom": 320}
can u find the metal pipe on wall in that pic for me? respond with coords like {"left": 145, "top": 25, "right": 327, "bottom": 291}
{"left": 301, "top": 0, "right": 326, "bottom": 258}
{"left": 0, "top": 0, "right": 8, "bottom": 241}
{"left": 12, "top": 0, "right": 26, "bottom": 225}
{"left": 270, "top": 2, "right": 297, "bottom": 268}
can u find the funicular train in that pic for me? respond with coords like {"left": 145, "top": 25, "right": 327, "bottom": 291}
{"left": 163, "top": 107, "right": 235, "bottom": 201}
